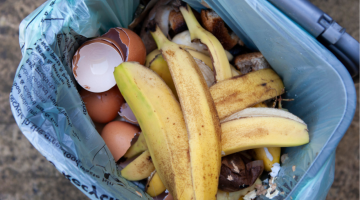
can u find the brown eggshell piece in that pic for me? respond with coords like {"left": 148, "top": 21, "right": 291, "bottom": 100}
{"left": 80, "top": 86, "right": 124, "bottom": 124}
{"left": 102, "top": 27, "right": 146, "bottom": 65}
{"left": 102, "top": 30, "right": 128, "bottom": 59}
{"left": 101, "top": 121, "right": 141, "bottom": 161}
{"left": 118, "top": 28, "right": 147, "bottom": 65}
{"left": 97, "top": 37, "right": 125, "bottom": 59}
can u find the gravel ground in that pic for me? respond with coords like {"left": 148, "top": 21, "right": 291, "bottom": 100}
{"left": 0, "top": 0, "right": 358, "bottom": 199}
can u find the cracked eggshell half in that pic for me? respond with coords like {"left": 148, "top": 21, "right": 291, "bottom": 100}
{"left": 72, "top": 37, "right": 124, "bottom": 93}
{"left": 80, "top": 86, "right": 124, "bottom": 124}
{"left": 101, "top": 121, "right": 141, "bottom": 162}
{"left": 103, "top": 27, "right": 146, "bottom": 65}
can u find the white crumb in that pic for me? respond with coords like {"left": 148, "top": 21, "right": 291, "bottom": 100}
{"left": 270, "top": 163, "right": 281, "bottom": 177}
{"left": 266, "top": 188, "right": 280, "bottom": 199}
{"left": 265, "top": 177, "right": 279, "bottom": 199}
{"left": 243, "top": 190, "right": 257, "bottom": 200}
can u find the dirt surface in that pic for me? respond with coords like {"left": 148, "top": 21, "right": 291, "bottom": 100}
{"left": 0, "top": 0, "right": 358, "bottom": 199}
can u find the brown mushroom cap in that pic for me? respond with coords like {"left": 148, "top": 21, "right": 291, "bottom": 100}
{"left": 218, "top": 152, "right": 264, "bottom": 192}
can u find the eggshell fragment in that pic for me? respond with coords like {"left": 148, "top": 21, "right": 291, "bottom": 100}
{"left": 119, "top": 103, "right": 138, "bottom": 124}
{"left": 102, "top": 28, "right": 129, "bottom": 59}
{"left": 101, "top": 121, "right": 141, "bottom": 162}
{"left": 72, "top": 38, "right": 124, "bottom": 93}
{"left": 152, "top": 191, "right": 173, "bottom": 200}
{"left": 80, "top": 86, "right": 124, "bottom": 124}
{"left": 103, "top": 27, "right": 146, "bottom": 65}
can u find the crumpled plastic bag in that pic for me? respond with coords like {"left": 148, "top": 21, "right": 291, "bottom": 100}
{"left": 10, "top": 0, "right": 356, "bottom": 199}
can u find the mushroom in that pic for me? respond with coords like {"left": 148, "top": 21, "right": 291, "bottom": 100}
{"left": 218, "top": 152, "right": 264, "bottom": 192}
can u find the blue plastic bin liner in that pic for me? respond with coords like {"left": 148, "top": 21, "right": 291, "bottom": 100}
{"left": 10, "top": 0, "right": 356, "bottom": 199}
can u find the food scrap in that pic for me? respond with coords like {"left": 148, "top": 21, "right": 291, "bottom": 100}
{"left": 255, "top": 184, "right": 268, "bottom": 196}
{"left": 219, "top": 152, "right": 264, "bottom": 192}
{"left": 243, "top": 190, "right": 257, "bottom": 200}
{"left": 70, "top": 1, "right": 310, "bottom": 199}
{"left": 265, "top": 177, "right": 280, "bottom": 199}
{"left": 270, "top": 163, "right": 281, "bottom": 178}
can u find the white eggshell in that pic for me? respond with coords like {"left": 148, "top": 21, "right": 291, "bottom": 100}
{"left": 73, "top": 40, "right": 123, "bottom": 93}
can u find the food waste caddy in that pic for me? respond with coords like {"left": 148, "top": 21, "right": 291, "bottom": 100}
{"left": 10, "top": 0, "right": 357, "bottom": 199}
